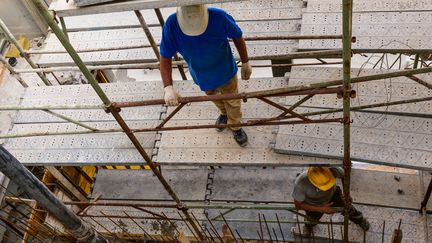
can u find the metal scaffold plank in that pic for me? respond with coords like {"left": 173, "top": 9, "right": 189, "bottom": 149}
{"left": 306, "top": 0, "right": 432, "bottom": 13}
{"left": 155, "top": 77, "right": 344, "bottom": 166}
{"left": 285, "top": 67, "right": 432, "bottom": 115}
{"left": 275, "top": 111, "right": 432, "bottom": 171}
{"left": 92, "top": 169, "right": 208, "bottom": 200}
{"left": 36, "top": 19, "right": 301, "bottom": 66}
{"left": 49, "top": 0, "right": 244, "bottom": 17}
{"left": 44, "top": 20, "right": 301, "bottom": 45}
{"left": 24, "top": 80, "right": 164, "bottom": 98}
{"left": 62, "top": 1, "right": 304, "bottom": 31}
{"left": 299, "top": 11, "right": 432, "bottom": 50}
{"left": 14, "top": 106, "right": 164, "bottom": 123}
{"left": 205, "top": 208, "right": 295, "bottom": 241}
{"left": 36, "top": 43, "right": 297, "bottom": 66}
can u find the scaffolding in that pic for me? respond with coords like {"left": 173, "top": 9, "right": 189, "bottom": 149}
{"left": 0, "top": 0, "right": 431, "bottom": 242}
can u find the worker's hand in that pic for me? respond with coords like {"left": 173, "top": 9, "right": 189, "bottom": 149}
{"left": 320, "top": 202, "right": 336, "bottom": 214}
{"left": 164, "top": 85, "right": 181, "bottom": 106}
{"left": 241, "top": 61, "right": 252, "bottom": 80}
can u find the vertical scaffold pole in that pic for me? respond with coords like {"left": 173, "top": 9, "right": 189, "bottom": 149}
{"left": 342, "top": 0, "right": 353, "bottom": 242}
{"left": 31, "top": 0, "right": 204, "bottom": 240}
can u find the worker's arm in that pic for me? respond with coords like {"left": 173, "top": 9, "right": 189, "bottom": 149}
{"left": 160, "top": 56, "right": 180, "bottom": 106}
{"left": 233, "top": 37, "right": 252, "bottom": 80}
{"left": 160, "top": 56, "right": 173, "bottom": 87}
{"left": 294, "top": 200, "right": 335, "bottom": 214}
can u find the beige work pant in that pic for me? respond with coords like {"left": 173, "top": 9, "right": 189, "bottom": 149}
{"left": 205, "top": 75, "right": 242, "bottom": 131}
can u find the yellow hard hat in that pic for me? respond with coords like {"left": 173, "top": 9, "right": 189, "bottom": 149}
{"left": 307, "top": 167, "right": 336, "bottom": 191}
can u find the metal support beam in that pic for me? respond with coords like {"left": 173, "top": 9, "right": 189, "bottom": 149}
{"left": 32, "top": 0, "right": 204, "bottom": 239}
{"left": 134, "top": 10, "right": 160, "bottom": 60}
{"left": 0, "top": 146, "right": 107, "bottom": 242}
{"left": 0, "top": 18, "right": 51, "bottom": 85}
{"left": 342, "top": 0, "right": 353, "bottom": 241}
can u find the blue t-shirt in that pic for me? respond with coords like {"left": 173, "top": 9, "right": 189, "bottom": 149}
{"left": 160, "top": 8, "right": 242, "bottom": 91}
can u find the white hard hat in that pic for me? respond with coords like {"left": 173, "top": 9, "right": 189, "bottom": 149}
{"left": 176, "top": 5, "right": 209, "bottom": 36}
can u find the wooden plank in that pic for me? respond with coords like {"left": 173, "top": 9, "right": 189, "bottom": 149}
{"left": 45, "top": 166, "right": 88, "bottom": 202}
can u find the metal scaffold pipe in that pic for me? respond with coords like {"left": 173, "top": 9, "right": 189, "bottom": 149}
{"left": 0, "top": 55, "right": 28, "bottom": 87}
{"left": 0, "top": 146, "right": 107, "bottom": 243}
{"left": 0, "top": 18, "right": 52, "bottom": 86}
{"left": 31, "top": 0, "right": 204, "bottom": 239}
{"left": 342, "top": 0, "right": 353, "bottom": 241}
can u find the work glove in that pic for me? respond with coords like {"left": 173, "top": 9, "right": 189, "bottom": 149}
{"left": 241, "top": 61, "right": 252, "bottom": 80}
{"left": 164, "top": 85, "right": 181, "bottom": 106}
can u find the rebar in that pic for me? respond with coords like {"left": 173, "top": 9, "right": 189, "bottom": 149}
{"left": 123, "top": 211, "right": 155, "bottom": 240}
{"left": 219, "top": 211, "right": 238, "bottom": 243}
{"left": 205, "top": 213, "right": 224, "bottom": 242}
{"left": 262, "top": 214, "right": 273, "bottom": 242}
{"left": 259, "top": 214, "right": 264, "bottom": 243}
{"left": 275, "top": 213, "right": 286, "bottom": 243}
{"left": 296, "top": 215, "right": 303, "bottom": 243}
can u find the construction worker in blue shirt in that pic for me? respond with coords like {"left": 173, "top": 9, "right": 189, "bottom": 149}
{"left": 293, "top": 167, "right": 370, "bottom": 236}
{"left": 159, "top": 5, "right": 252, "bottom": 147}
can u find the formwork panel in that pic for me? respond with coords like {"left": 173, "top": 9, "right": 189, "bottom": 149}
{"left": 92, "top": 169, "right": 208, "bottom": 200}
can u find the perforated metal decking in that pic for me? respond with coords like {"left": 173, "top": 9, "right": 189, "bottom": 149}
{"left": 300, "top": 0, "right": 432, "bottom": 51}
{"left": 275, "top": 67, "right": 432, "bottom": 171}
{"left": 35, "top": 0, "right": 303, "bottom": 66}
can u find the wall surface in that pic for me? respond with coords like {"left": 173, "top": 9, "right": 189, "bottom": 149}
{"left": 0, "top": 0, "right": 49, "bottom": 38}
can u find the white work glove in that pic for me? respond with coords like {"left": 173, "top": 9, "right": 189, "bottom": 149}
{"left": 164, "top": 85, "right": 181, "bottom": 106}
{"left": 241, "top": 61, "right": 252, "bottom": 80}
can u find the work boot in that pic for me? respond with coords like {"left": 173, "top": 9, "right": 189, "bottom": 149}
{"left": 233, "top": 128, "right": 248, "bottom": 147}
{"left": 215, "top": 115, "right": 228, "bottom": 132}
{"left": 358, "top": 219, "right": 370, "bottom": 231}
